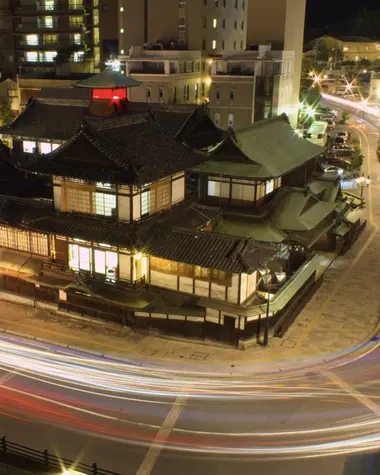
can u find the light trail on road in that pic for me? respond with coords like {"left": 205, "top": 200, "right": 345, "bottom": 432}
{"left": 1, "top": 333, "right": 380, "bottom": 460}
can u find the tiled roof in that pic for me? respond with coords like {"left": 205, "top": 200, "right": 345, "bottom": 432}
{"left": 0, "top": 97, "right": 89, "bottom": 141}
{"left": 76, "top": 70, "right": 141, "bottom": 88}
{"left": 22, "top": 214, "right": 135, "bottom": 248}
{"left": 145, "top": 227, "right": 276, "bottom": 274}
{"left": 152, "top": 107, "right": 224, "bottom": 149}
{"left": 193, "top": 115, "right": 324, "bottom": 179}
{"left": 20, "top": 119, "right": 207, "bottom": 185}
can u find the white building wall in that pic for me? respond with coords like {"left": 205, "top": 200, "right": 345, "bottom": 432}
{"left": 172, "top": 177, "right": 185, "bottom": 204}
{"left": 132, "top": 193, "right": 141, "bottom": 221}
{"left": 53, "top": 186, "right": 61, "bottom": 210}
{"left": 119, "top": 253, "right": 131, "bottom": 281}
{"left": 118, "top": 194, "right": 130, "bottom": 222}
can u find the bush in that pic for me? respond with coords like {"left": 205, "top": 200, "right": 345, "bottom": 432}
{"left": 341, "top": 111, "right": 350, "bottom": 124}
{"left": 349, "top": 146, "right": 364, "bottom": 172}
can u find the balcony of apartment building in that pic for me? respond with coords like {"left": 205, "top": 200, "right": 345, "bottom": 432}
{"left": 12, "top": 0, "right": 87, "bottom": 16}
{"left": 210, "top": 59, "right": 255, "bottom": 77}
{"left": 16, "top": 32, "right": 84, "bottom": 50}
{"left": 14, "top": 15, "right": 87, "bottom": 33}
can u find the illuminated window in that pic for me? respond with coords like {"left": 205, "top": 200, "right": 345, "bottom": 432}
{"left": 23, "top": 141, "right": 36, "bottom": 153}
{"left": 208, "top": 180, "right": 220, "bottom": 196}
{"left": 71, "top": 33, "right": 81, "bottom": 44}
{"left": 94, "top": 192, "right": 116, "bottom": 216}
{"left": 44, "top": 51, "right": 57, "bottom": 62}
{"left": 120, "top": 49, "right": 124, "bottom": 54}
{"left": 66, "top": 188, "right": 91, "bottom": 213}
{"left": 25, "top": 34, "right": 38, "bottom": 45}
{"left": 120, "top": 6, "right": 124, "bottom": 11}
{"left": 69, "top": 15, "right": 82, "bottom": 27}
{"left": 212, "top": 40, "right": 216, "bottom": 49}
{"left": 69, "top": 0, "right": 82, "bottom": 8}
{"left": 265, "top": 179, "right": 274, "bottom": 194}
{"left": 72, "top": 51, "right": 84, "bottom": 62}
{"left": 43, "top": 34, "right": 57, "bottom": 44}
{"left": 52, "top": 143, "right": 60, "bottom": 151}
{"left": 0, "top": 226, "right": 48, "bottom": 256}
{"left": 39, "top": 142, "right": 52, "bottom": 154}
{"left": 44, "top": 0, "right": 55, "bottom": 10}
{"left": 69, "top": 244, "right": 91, "bottom": 271}
{"left": 120, "top": 28, "right": 124, "bottom": 33}
{"left": 44, "top": 16, "right": 53, "bottom": 27}
{"left": 25, "top": 51, "right": 38, "bottom": 62}
{"left": 227, "top": 112, "right": 234, "bottom": 127}
{"left": 96, "top": 182, "right": 112, "bottom": 189}
{"left": 213, "top": 18, "right": 217, "bottom": 28}
{"left": 141, "top": 190, "right": 150, "bottom": 217}
{"left": 343, "top": 47, "right": 349, "bottom": 52}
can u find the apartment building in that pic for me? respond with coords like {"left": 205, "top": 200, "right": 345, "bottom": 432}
{"left": 247, "top": 0, "right": 307, "bottom": 125}
{"left": 118, "top": 0, "right": 247, "bottom": 55}
{"left": 0, "top": 0, "right": 109, "bottom": 76}
{"left": 209, "top": 45, "right": 294, "bottom": 129}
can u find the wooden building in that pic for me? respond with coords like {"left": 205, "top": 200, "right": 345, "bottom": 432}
{"left": 0, "top": 71, "right": 366, "bottom": 349}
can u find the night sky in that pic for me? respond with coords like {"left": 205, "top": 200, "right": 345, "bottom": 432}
{"left": 306, "top": 0, "right": 379, "bottom": 35}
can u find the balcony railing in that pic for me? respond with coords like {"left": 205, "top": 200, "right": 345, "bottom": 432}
{"left": 12, "top": 2, "right": 86, "bottom": 15}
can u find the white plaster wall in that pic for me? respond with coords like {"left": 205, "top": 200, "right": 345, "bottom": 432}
{"left": 247, "top": 271, "right": 257, "bottom": 297}
{"left": 227, "top": 274, "right": 239, "bottom": 304}
{"left": 53, "top": 186, "right": 61, "bottom": 210}
{"left": 172, "top": 177, "right": 185, "bottom": 204}
{"left": 194, "top": 279, "right": 209, "bottom": 297}
{"left": 179, "top": 276, "right": 193, "bottom": 294}
{"left": 133, "top": 194, "right": 141, "bottom": 221}
{"left": 118, "top": 195, "right": 130, "bottom": 222}
{"left": 205, "top": 307, "right": 220, "bottom": 324}
{"left": 240, "top": 272, "right": 248, "bottom": 303}
{"left": 210, "top": 282, "right": 226, "bottom": 301}
{"left": 119, "top": 253, "right": 131, "bottom": 281}
{"left": 150, "top": 270, "right": 178, "bottom": 290}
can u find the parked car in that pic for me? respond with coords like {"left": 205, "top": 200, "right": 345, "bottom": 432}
{"left": 333, "top": 136, "right": 345, "bottom": 145}
{"left": 323, "top": 165, "right": 344, "bottom": 175}
{"left": 322, "top": 158, "right": 350, "bottom": 169}
{"left": 336, "top": 130, "right": 350, "bottom": 141}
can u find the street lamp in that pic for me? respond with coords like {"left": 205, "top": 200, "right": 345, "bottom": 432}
{"left": 356, "top": 176, "right": 371, "bottom": 198}
{"left": 261, "top": 272, "right": 272, "bottom": 347}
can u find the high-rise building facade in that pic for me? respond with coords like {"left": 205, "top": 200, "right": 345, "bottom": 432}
{"left": 0, "top": 0, "right": 118, "bottom": 76}
{"left": 246, "top": 0, "right": 307, "bottom": 124}
{"left": 118, "top": 0, "right": 247, "bottom": 55}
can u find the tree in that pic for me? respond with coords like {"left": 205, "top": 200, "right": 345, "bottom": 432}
{"left": 54, "top": 44, "right": 82, "bottom": 65}
{"left": 349, "top": 146, "right": 364, "bottom": 173}
{"left": 0, "top": 99, "right": 13, "bottom": 126}
{"left": 341, "top": 111, "right": 350, "bottom": 124}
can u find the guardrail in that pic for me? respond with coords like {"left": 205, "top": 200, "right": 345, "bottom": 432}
{"left": 0, "top": 436, "right": 120, "bottom": 475}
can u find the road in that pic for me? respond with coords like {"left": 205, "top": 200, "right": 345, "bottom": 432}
{"left": 1, "top": 106, "right": 380, "bottom": 475}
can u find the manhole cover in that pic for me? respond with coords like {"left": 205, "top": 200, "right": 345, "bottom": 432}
{"left": 281, "top": 340, "right": 296, "bottom": 348}
{"left": 190, "top": 351, "right": 209, "bottom": 361}
{"left": 140, "top": 348, "right": 158, "bottom": 356}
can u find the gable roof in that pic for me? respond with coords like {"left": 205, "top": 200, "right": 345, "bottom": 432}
{"left": 270, "top": 187, "right": 338, "bottom": 231}
{"left": 19, "top": 118, "right": 207, "bottom": 185}
{"left": 191, "top": 115, "right": 324, "bottom": 179}
{"left": 151, "top": 107, "right": 224, "bottom": 149}
{"left": 0, "top": 97, "right": 90, "bottom": 141}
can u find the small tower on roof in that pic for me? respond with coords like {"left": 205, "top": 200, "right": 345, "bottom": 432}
{"left": 75, "top": 70, "right": 141, "bottom": 117}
